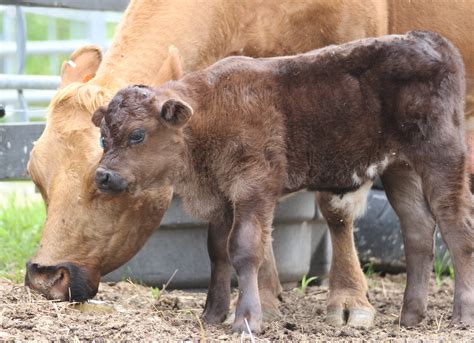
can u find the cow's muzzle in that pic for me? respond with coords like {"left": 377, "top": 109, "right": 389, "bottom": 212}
{"left": 25, "top": 261, "right": 99, "bottom": 302}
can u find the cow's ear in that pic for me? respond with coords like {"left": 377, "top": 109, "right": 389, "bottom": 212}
{"left": 91, "top": 106, "right": 107, "bottom": 127}
{"left": 60, "top": 45, "right": 102, "bottom": 87}
{"left": 158, "top": 99, "right": 193, "bottom": 128}
{"left": 154, "top": 46, "right": 184, "bottom": 86}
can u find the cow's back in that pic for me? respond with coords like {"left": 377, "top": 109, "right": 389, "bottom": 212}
{"left": 388, "top": 0, "right": 474, "bottom": 118}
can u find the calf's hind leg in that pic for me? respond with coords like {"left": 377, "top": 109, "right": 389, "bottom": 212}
{"left": 382, "top": 163, "right": 436, "bottom": 326}
{"left": 257, "top": 239, "right": 283, "bottom": 321}
{"left": 317, "top": 184, "right": 375, "bottom": 328}
{"left": 415, "top": 149, "right": 474, "bottom": 325}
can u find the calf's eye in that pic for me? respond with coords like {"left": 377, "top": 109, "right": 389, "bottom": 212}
{"left": 99, "top": 136, "right": 106, "bottom": 149}
{"left": 129, "top": 129, "right": 145, "bottom": 145}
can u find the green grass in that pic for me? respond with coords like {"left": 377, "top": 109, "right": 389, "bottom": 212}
{"left": 434, "top": 250, "right": 454, "bottom": 288}
{"left": 0, "top": 194, "right": 45, "bottom": 283}
{"left": 363, "top": 261, "right": 376, "bottom": 278}
{"left": 294, "top": 274, "right": 318, "bottom": 294}
{"left": 150, "top": 286, "right": 161, "bottom": 300}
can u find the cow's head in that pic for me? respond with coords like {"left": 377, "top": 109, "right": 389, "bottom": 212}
{"left": 91, "top": 85, "right": 193, "bottom": 197}
{"left": 25, "top": 45, "right": 182, "bottom": 301}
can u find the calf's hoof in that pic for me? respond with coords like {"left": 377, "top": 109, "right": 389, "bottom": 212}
{"left": 326, "top": 293, "right": 375, "bottom": 328}
{"left": 201, "top": 307, "right": 228, "bottom": 325}
{"left": 226, "top": 291, "right": 281, "bottom": 324}
{"left": 232, "top": 316, "right": 262, "bottom": 334}
{"left": 201, "top": 296, "right": 230, "bottom": 325}
{"left": 400, "top": 308, "right": 425, "bottom": 327}
{"left": 260, "top": 288, "right": 282, "bottom": 321}
{"left": 451, "top": 303, "right": 474, "bottom": 327}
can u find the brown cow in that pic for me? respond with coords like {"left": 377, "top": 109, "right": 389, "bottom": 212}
{"left": 92, "top": 31, "right": 473, "bottom": 333}
{"left": 26, "top": 0, "right": 474, "bottom": 329}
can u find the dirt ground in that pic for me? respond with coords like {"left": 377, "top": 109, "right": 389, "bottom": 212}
{"left": 0, "top": 274, "right": 472, "bottom": 341}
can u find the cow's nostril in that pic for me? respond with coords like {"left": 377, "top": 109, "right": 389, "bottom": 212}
{"left": 26, "top": 261, "right": 40, "bottom": 274}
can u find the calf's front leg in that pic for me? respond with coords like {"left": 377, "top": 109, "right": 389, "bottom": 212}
{"left": 202, "top": 203, "right": 282, "bottom": 326}
{"left": 202, "top": 205, "right": 234, "bottom": 324}
{"left": 229, "top": 198, "right": 276, "bottom": 333}
{"left": 317, "top": 188, "right": 375, "bottom": 328}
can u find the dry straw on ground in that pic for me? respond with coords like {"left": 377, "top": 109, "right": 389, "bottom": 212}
{"left": 0, "top": 274, "right": 472, "bottom": 341}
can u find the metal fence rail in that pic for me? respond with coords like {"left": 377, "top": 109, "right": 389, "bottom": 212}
{"left": 0, "top": 74, "right": 60, "bottom": 90}
{"left": 0, "top": 0, "right": 128, "bottom": 11}
{"left": 0, "top": 1, "right": 123, "bottom": 122}
{"left": 0, "top": 39, "right": 111, "bottom": 56}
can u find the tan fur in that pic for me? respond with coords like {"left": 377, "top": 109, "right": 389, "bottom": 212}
{"left": 60, "top": 45, "right": 102, "bottom": 88}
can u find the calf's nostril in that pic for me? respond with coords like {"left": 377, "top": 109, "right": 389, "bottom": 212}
{"left": 95, "top": 168, "right": 111, "bottom": 186}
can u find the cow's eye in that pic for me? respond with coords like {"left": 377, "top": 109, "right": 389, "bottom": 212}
{"left": 129, "top": 129, "right": 145, "bottom": 145}
{"left": 99, "top": 136, "right": 106, "bottom": 149}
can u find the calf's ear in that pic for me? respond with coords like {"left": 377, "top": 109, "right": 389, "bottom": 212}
{"left": 92, "top": 106, "right": 107, "bottom": 127}
{"left": 159, "top": 99, "right": 193, "bottom": 128}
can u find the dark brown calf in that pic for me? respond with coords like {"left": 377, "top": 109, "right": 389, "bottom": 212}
{"left": 92, "top": 31, "right": 473, "bottom": 332}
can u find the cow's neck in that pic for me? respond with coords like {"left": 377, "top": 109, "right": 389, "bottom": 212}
{"left": 94, "top": 0, "right": 236, "bottom": 90}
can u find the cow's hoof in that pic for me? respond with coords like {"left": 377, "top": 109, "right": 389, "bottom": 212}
{"left": 347, "top": 308, "right": 375, "bottom": 327}
{"left": 326, "top": 291, "right": 375, "bottom": 327}
{"left": 326, "top": 308, "right": 374, "bottom": 328}
{"left": 326, "top": 308, "right": 344, "bottom": 326}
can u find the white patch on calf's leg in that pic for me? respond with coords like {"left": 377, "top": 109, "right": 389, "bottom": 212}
{"left": 365, "top": 157, "right": 390, "bottom": 180}
{"left": 352, "top": 172, "right": 362, "bottom": 186}
{"left": 329, "top": 181, "right": 372, "bottom": 219}
{"left": 366, "top": 164, "right": 378, "bottom": 179}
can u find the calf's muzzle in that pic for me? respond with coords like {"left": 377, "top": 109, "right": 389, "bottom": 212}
{"left": 25, "top": 261, "right": 99, "bottom": 302}
{"left": 95, "top": 167, "right": 128, "bottom": 194}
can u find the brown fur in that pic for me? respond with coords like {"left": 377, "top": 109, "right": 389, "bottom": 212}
{"left": 94, "top": 31, "right": 473, "bottom": 332}
{"left": 26, "top": 0, "right": 474, "bottom": 328}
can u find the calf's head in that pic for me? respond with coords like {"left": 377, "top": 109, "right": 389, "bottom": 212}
{"left": 25, "top": 46, "right": 182, "bottom": 302}
{"left": 92, "top": 85, "right": 193, "bottom": 194}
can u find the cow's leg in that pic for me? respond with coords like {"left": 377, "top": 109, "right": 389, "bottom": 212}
{"left": 382, "top": 163, "right": 436, "bottom": 326}
{"left": 229, "top": 197, "right": 275, "bottom": 333}
{"left": 202, "top": 205, "right": 234, "bottom": 324}
{"left": 317, "top": 183, "right": 375, "bottom": 328}
{"left": 415, "top": 149, "right": 474, "bottom": 326}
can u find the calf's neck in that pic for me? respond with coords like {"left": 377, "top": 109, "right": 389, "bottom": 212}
{"left": 93, "top": 31, "right": 473, "bottom": 332}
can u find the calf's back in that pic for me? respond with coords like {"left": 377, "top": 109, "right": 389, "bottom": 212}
{"left": 179, "top": 31, "right": 464, "bottom": 198}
